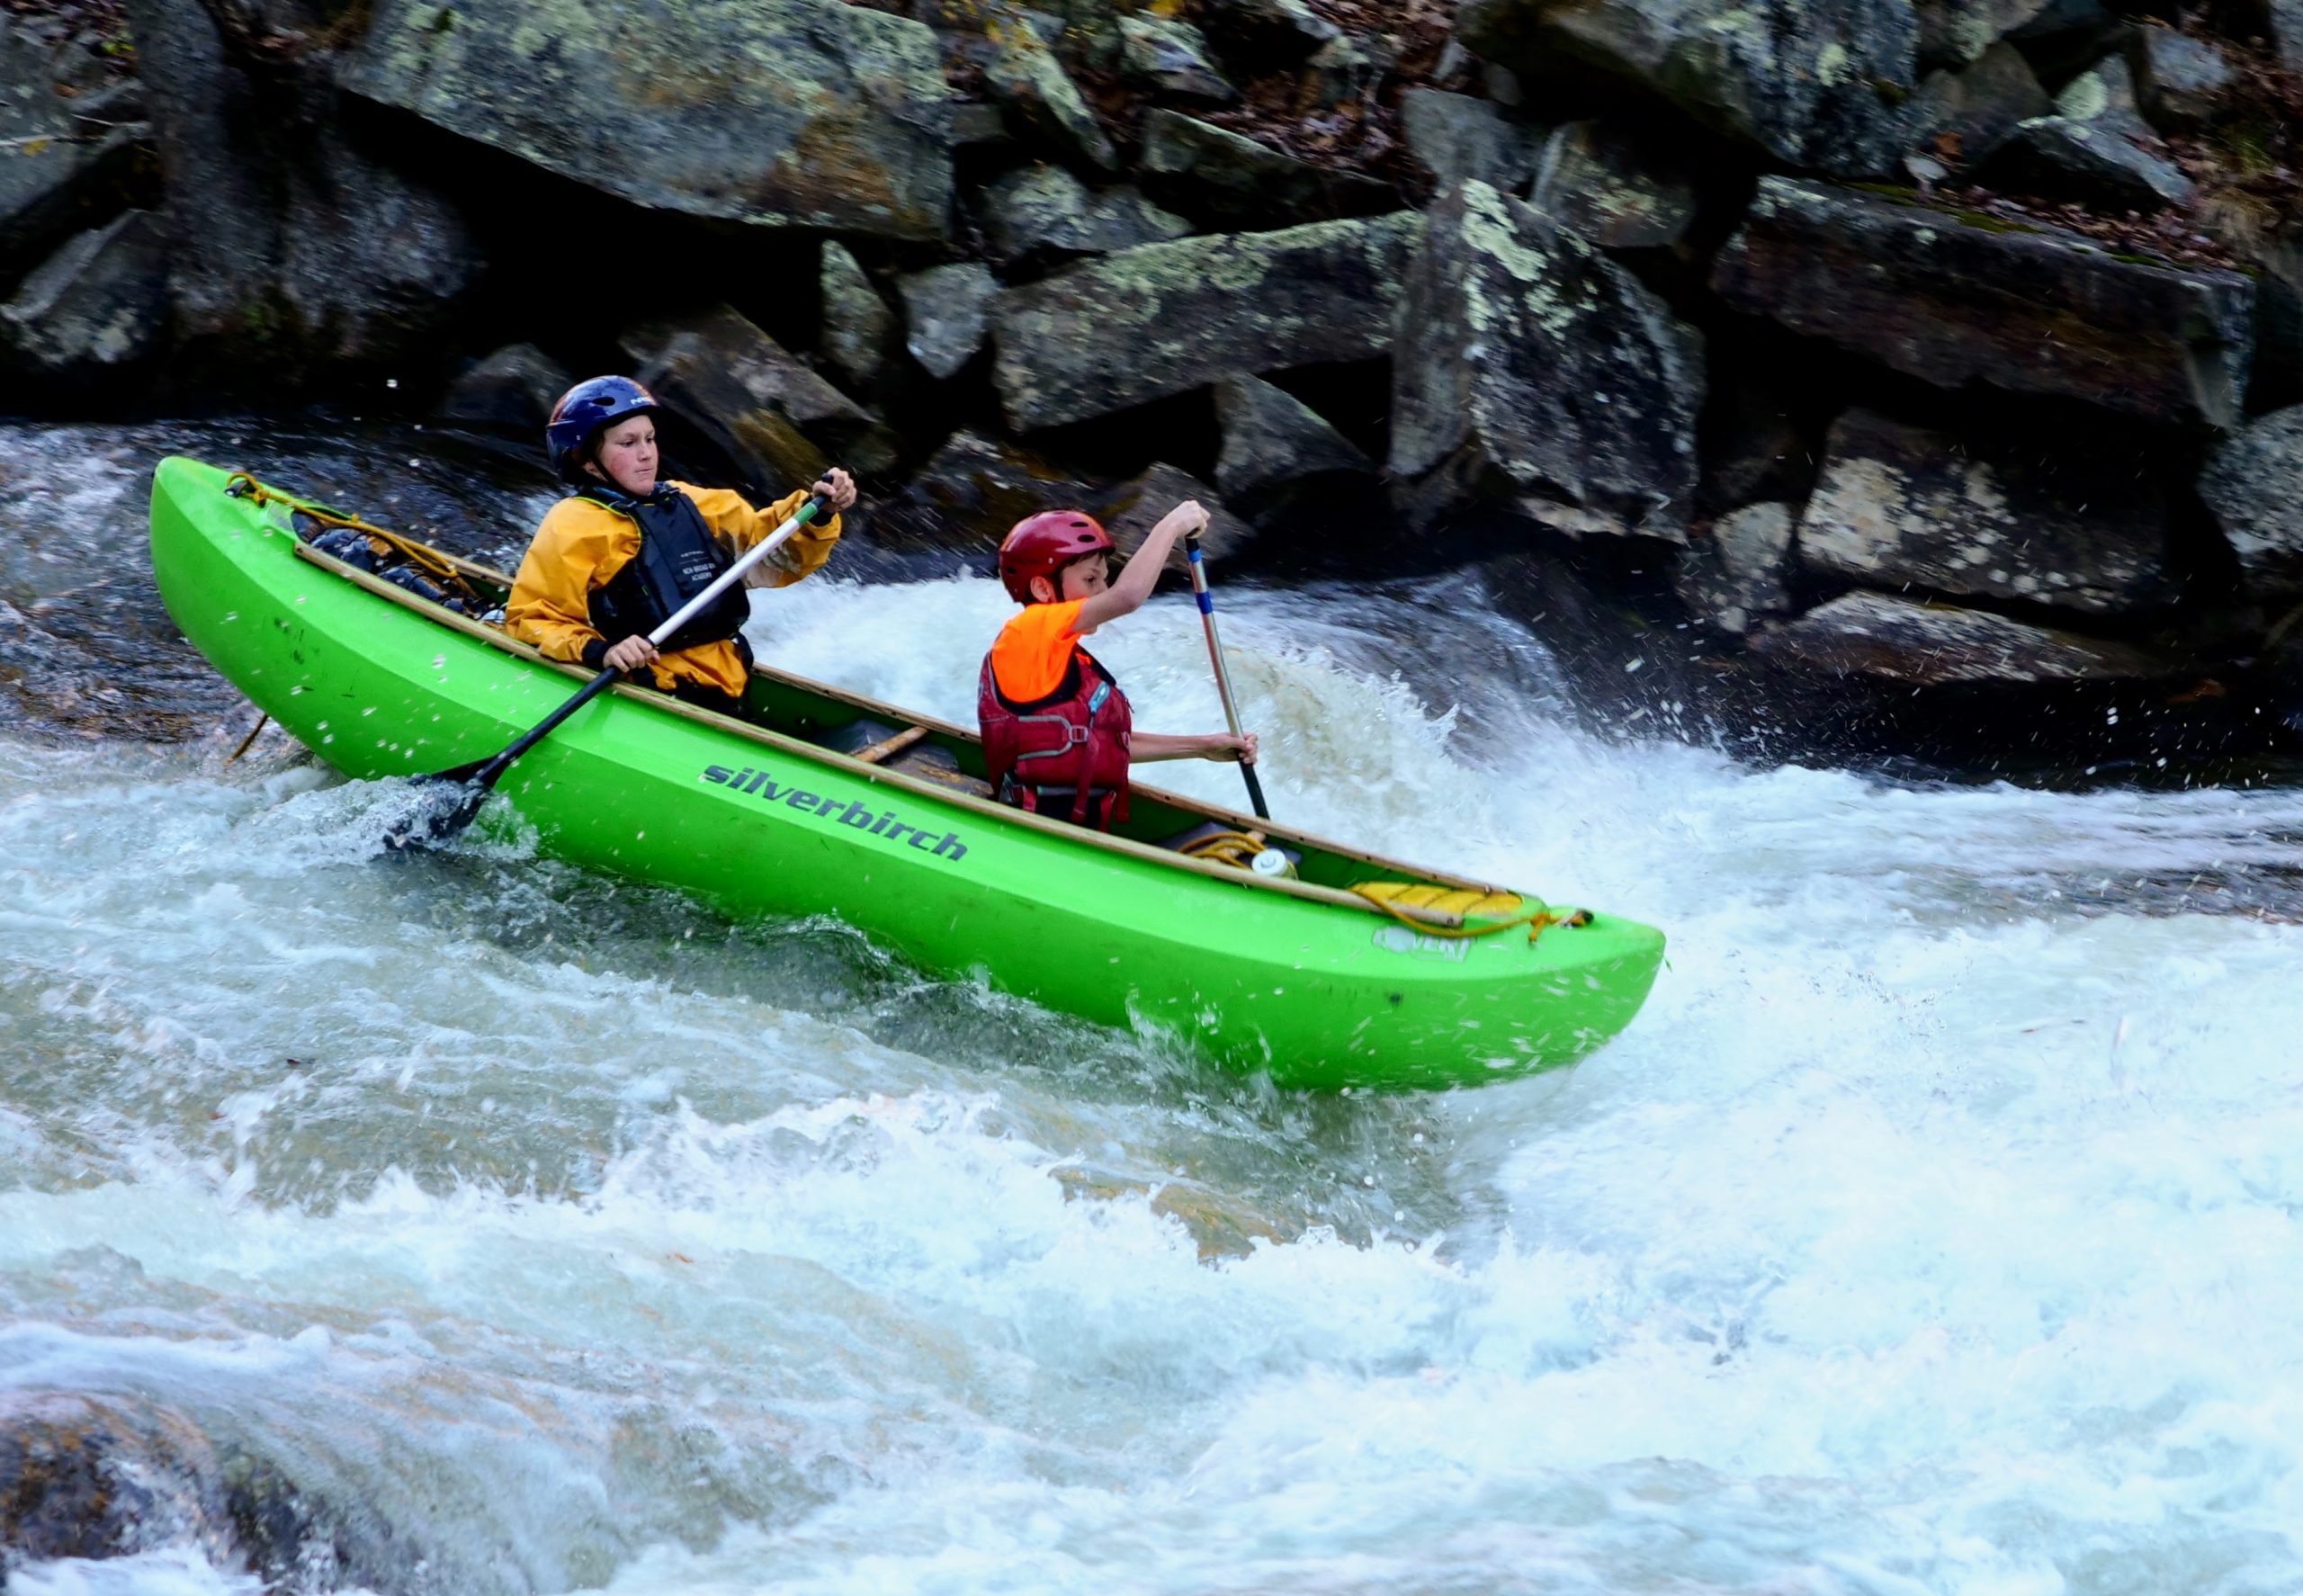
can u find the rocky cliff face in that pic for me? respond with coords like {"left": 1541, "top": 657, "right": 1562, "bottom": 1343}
{"left": 7, "top": 0, "right": 2303, "bottom": 775}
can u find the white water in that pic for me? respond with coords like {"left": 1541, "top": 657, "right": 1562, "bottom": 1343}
{"left": 5, "top": 467, "right": 2303, "bottom": 1593}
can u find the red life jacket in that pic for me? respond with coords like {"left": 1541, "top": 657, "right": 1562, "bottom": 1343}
{"left": 977, "top": 645, "right": 1134, "bottom": 829}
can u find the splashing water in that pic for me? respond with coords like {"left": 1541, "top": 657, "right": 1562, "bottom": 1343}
{"left": 3, "top": 425, "right": 2300, "bottom": 1595}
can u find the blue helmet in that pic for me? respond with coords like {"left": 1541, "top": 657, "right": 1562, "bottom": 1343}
{"left": 545, "top": 375, "right": 659, "bottom": 481}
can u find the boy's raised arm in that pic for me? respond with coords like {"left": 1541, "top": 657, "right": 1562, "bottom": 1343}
{"left": 1077, "top": 499, "right": 1209, "bottom": 632}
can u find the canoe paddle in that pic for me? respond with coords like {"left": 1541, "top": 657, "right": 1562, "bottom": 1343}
{"left": 1182, "top": 528, "right": 1268, "bottom": 820}
{"left": 390, "top": 489, "right": 833, "bottom": 850}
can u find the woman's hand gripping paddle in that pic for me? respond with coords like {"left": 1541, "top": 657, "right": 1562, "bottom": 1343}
{"left": 1183, "top": 529, "right": 1268, "bottom": 820}
{"left": 390, "top": 490, "right": 832, "bottom": 850}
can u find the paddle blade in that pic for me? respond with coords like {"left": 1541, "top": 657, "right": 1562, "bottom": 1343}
{"left": 383, "top": 758, "right": 502, "bottom": 851}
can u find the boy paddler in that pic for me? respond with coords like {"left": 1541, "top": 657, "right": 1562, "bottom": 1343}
{"left": 506, "top": 376, "right": 856, "bottom": 719}
{"left": 980, "top": 504, "right": 1256, "bottom": 829}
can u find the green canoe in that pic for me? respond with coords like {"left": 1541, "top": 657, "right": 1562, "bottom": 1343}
{"left": 148, "top": 456, "right": 1663, "bottom": 1091}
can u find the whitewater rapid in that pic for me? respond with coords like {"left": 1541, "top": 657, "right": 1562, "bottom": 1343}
{"left": 3, "top": 433, "right": 2300, "bottom": 1595}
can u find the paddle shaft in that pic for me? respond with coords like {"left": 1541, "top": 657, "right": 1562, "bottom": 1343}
{"left": 1183, "top": 530, "right": 1268, "bottom": 820}
{"left": 450, "top": 491, "right": 830, "bottom": 795}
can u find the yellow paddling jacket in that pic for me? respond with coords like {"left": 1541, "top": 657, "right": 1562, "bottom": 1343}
{"left": 506, "top": 481, "right": 841, "bottom": 700}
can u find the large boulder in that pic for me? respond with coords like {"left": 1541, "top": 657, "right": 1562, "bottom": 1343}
{"left": 1797, "top": 409, "right": 2174, "bottom": 614}
{"left": 1116, "top": 14, "right": 1238, "bottom": 102}
{"left": 1456, "top": 0, "right": 1918, "bottom": 178}
{"left": 1915, "top": 0, "right": 2053, "bottom": 67}
{"left": 972, "top": 2, "right": 1118, "bottom": 171}
{"left": 1711, "top": 177, "right": 2254, "bottom": 430}
{"left": 1675, "top": 501, "right": 1797, "bottom": 634}
{"left": 1985, "top": 55, "right": 2192, "bottom": 211}
{"left": 1526, "top": 119, "right": 1699, "bottom": 250}
{"left": 434, "top": 342, "right": 573, "bottom": 437}
{"left": 1212, "top": 374, "right": 1374, "bottom": 510}
{"left": 2131, "top": 24, "right": 2235, "bottom": 131}
{"left": 1748, "top": 589, "right": 2182, "bottom": 683}
{"left": 1136, "top": 110, "right": 1400, "bottom": 229}
{"left": 619, "top": 305, "right": 898, "bottom": 489}
{"left": 1398, "top": 88, "right": 1546, "bottom": 192}
{"left": 977, "top": 165, "right": 1192, "bottom": 266}
{"left": 0, "top": 208, "right": 167, "bottom": 384}
{"left": 817, "top": 243, "right": 899, "bottom": 397}
{"left": 990, "top": 210, "right": 1423, "bottom": 431}
{"left": 342, "top": 0, "right": 954, "bottom": 240}
{"left": 0, "top": 15, "right": 148, "bottom": 275}
{"left": 1904, "top": 43, "right": 2052, "bottom": 170}
{"left": 870, "top": 428, "right": 1107, "bottom": 554}
{"left": 2273, "top": 0, "right": 2303, "bottom": 73}
{"left": 1389, "top": 179, "right": 1703, "bottom": 542}
{"left": 2197, "top": 407, "right": 2303, "bottom": 597}
{"left": 1099, "top": 462, "right": 1257, "bottom": 567}
{"left": 120, "top": 0, "right": 477, "bottom": 376}
{"left": 895, "top": 262, "right": 998, "bottom": 381}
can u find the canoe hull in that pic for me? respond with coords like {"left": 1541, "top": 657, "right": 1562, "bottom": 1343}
{"left": 149, "top": 458, "right": 1663, "bottom": 1090}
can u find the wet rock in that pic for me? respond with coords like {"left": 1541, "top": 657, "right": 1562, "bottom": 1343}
{"left": 818, "top": 243, "right": 899, "bottom": 398}
{"left": 1914, "top": 0, "right": 2052, "bottom": 67}
{"left": 1213, "top": 374, "right": 1374, "bottom": 511}
{"left": 873, "top": 428, "right": 1102, "bottom": 553}
{"left": 1099, "top": 462, "right": 1256, "bottom": 567}
{"left": 0, "top": 208, "right": 166, "bottom": 384}
{"left": 1117, "top": 14, "right": 1237, "bottom": 102}
{"left": 435, "top": 343, "right": 573, "bottom": 437}
{"left": 2131, "top": 24, "right": 2234, "bottom": 132}
{"left": 619, "top": 305, "right": 898, "bottom": 489}
{"left": 990, "top": 210, "right": 1423, "bottom": 431}
{"left": 0, "top": 17, "right": 148, "bottom": 274}
{"left": 1749, "top": 588, "right": 2182, "bottom": 682}
{"left": 1456, "top": 0, "right": 1918, "bottom": 178}
{"left": 1904, "top": 43, "right": 2052, "bottom": 171}
{"left": 2198, "top": 407, "right": 2303, "bottom": 596}
{"left": 977, "top": 164, "right": 1192, "bottom": 267}
{"left": 1798, "top": 408, "right": 2174, "bottom": 614}
{"left": 1985, "top": 56, "right": 2192, "bottom": 211}
{"left": 896, "top": 262, "right": 998, "bottom": 381}
{"left": 342, "top": 0, "right": 954, "bottom": 240}
{"left": 2, "top": 1393, "right": 213, "bottom": 1565}
{"left": 1675, "top": 501, "right": 1797, "bottom": 633}
{"left": 1398, "top": 87, "right": 1546, "bottom": 193}
{"left": 1051, "top": 1166, "right": 1305, "bottom": 1262}
{"left": 1136, "top": 110, "right": 1400, "bottom": 229}
{"left": 0, "top": 1390, "right": 368, "bottom": 1591}
{"left": 121, "top": 0, "right": 477, "bottom": 376}
{"left": 1711, "top": 177, "right": 2254, "bottom": 429}
{"left": 1390, "top": 179, "right": 1703, "bottom": 542}
{"left": 1527, "top": 119, "right": 1700, "bottom": 250}
{"left": 974, "top": 1, "right": 1118, "bottom": 171}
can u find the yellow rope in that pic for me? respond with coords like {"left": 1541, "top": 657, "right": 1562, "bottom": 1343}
{"left": 1179, "top": 829, "right": 1273, "bottom": 870}
{"left": 226, "top": 471, "right": 489, "bottom": 607}
{"left": 1349, "top": 880, "right": 1591, "bottom": 945}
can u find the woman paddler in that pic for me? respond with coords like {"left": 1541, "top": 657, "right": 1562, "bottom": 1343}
{"left": 505, "top": 376, "right": 857, "bottom": 720}
{"left": 979, "top": 503, "right": 1256, "bottom": 829}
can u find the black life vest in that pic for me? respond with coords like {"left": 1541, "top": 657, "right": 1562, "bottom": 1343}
{"left": 978, "top": 646, "right": 1134, "bottom": 829}
{"left": 580, "top": 483, "right": 755, "bottom": 656}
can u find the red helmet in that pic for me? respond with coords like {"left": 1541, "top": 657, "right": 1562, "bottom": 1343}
{"left": 998, "top": 510, "right": 1114, "bottom": 603}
